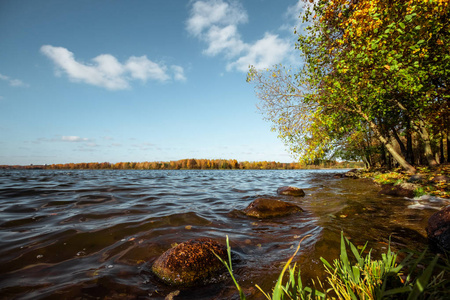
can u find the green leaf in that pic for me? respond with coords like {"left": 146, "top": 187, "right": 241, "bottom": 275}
{"left": 407, "top": 255, "right": 439, "bottom": 300}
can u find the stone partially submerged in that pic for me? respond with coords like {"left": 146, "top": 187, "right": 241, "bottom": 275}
{"left": 277, "top": 186, "right": 306, "bottom": 197}
{"left": 344, "top": 169, "right": 362, "bottom": 178}
{"left": 243, "top": 198, "right": 303, "bottom": 218}
{"left": 152, "top": 238, "right": 227, "bottom": 287}
{"left": 378, "top": 183, "right": 416, "bottom": 198}
{"left": 427, "top": 205, "right": 450, "bottom": 252}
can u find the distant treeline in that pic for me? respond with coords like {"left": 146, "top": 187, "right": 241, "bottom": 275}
{"left": 1, "top": 159, "right": 363, "bottom": 170}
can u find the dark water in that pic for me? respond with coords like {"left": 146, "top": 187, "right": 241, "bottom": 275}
{"left": 0, "top": 169, "right": 448, "bottom": 299}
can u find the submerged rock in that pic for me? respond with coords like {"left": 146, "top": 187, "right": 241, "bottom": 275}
{"left": 277, "top": 186, "right": 305, "bottom": 197}
{"left": 407, "top": 174, "right": 425, "bottom": 183}
{"left": 243, "top": 198, "right": 303, "bottom": 218}
{"left": 378, "top": 183, "right": 415, "bottom": 198}
{"left": 427, "top": 205, "right": 450, "bottom": 251}
{"left": 152, "top": 238, "right": 227, "bottom": 287}
{"left": 344, "top": 169, "right": 361, "bottom": 178}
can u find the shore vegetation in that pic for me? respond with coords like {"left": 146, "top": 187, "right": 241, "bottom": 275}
{"left": 221, "top": 233, "right": 450, "bottom": 300}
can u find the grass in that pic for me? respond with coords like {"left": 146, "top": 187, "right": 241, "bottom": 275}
{"left": 217, "top": 233, "right": 450, "bottom": 300}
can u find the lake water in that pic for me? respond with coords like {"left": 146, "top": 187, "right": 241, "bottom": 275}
{"left": 0, "top": 169, "right": 448, "bottom": 299}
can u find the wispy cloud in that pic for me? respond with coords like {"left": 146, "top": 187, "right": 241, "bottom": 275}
{"left": 61, "top": 136, "right": 89, "bottom": 142}
{"left": 187, "top": 0, "right": 292, "bottom": 72}
{"left": 31, "top": 135, "right": 91, "bottom": 144}
{"left": 131, "top": 142, "right": 159, "bottom": 151}
{"left": 40, "top": 45, "right": 186, "bottom": 90}
{"left": 171, "top": 65, "right": 187, "bottom": 82}
{"left": 281, "top": 0, "right": 310, "bottom": 34}
{"left": 0, "top": 73, "right": 29, "bottom": 87}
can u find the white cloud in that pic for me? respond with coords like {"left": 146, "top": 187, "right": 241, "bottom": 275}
{"left": 281, "top": 0, "right": 310, "bottom": 34}
{"left": 285, "top": 0, "right": 304, "bottom": 23}
{"left": 186, "top": 0, "right": 248, "bottom": 37}
{"left": 171, "top": 65, "right": 187, "bottom": 82}
{"left": 125, "top": 56, "right": 170, "bottom": 82}
{"left": 203, "top": 25, "right": 246, "bottom": 57}
{"left": 187, "top": 0, "right": 293, "bottom": 72}
{"left": 227, "top": 33, "right": 291, "bottom": 72}
{"left": 62, "top": 136, "right": 89, "bottom": 142}
{"left": 40, "top": 45, "right": 185, "bottom": 90}
{"left": 0, "top": 73, "right": 29, "bottom": 87}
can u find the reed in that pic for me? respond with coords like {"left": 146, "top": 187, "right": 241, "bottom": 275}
{"left": 217, "top": 233, "right": 449, "bottom": 300}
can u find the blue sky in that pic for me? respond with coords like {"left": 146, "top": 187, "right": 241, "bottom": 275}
{"left": 0, "top": 0, "right": 304, "bottom": 165}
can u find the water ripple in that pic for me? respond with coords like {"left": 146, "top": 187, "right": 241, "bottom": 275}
{"left": 0, "top": 169, "right": 442, "bottom": 299}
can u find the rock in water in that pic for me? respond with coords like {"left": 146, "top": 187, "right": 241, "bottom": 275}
{"left": 152, "top": 238, "right": 227, "bottom": 287}
{"left": 344, "top": 169, "right": 361, "bottom": 178}
{"left": 378, "top": 183, "right": 415, "bottom": 198}
{"left": 427, "top": 205, "right": 450, "bottom": 251}
{"left": 277, "top": 186, "right": 305, "bottom": 197}
{"left": 243, "top": 198, "right": 303, "bottom": 218}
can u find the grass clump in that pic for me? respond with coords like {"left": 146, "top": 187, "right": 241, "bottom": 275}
{"left": 218, "top": 233, "right": 449, "bottom": 300}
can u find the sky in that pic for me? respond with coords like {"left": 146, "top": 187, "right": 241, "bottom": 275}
{"left": 0, "top": 0, "right": 305, "bottom": 165}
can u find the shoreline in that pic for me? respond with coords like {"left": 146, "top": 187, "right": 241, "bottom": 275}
{"left": 345, "top": 165, "right": 450, "bottom": 199}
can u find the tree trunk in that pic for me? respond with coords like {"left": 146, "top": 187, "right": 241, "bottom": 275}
{"left": 406, "top": 125, "right": 414, "bottom": 164}
{"left": 358, "top": 109, "right": 416, "bottom": 173}
{"left": 418, "top": 119, "right": 438, "bottom": 167}
{"left": 447, "top": 129, "right": 450, "bottom": 163}
{"left": 391, "top": 99, "right": 436, "bottom": 167}
{"left": 392, "top": 127, "right": 407, "bottom": 158}
{"left": 379, "top": 144, "right": 386, "bottom": 167}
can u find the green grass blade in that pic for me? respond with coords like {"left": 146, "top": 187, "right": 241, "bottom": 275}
{"left": 407, "top": 255, "right": 439, "bottom": 300}
{"left": 272, "top": 235, "right": 311, "bottom": 300}
{"left": 348, "top": 239, "right": 364, "bottom": 267}
{"left": 256, "top": 284, "right": 272, "bottom": 300}
{"left": 212, "top": 235, "right": 247, "bottom": 300}
{"left": 320, "top": 257, "right": 333, "bottom": 270}
{"left": 382, "top": 286, "right": 413, "bottom": 296}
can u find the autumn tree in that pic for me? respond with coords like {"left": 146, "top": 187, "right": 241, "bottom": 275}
{"left": 249, "top": 0, "right": 449, "bottom": 173}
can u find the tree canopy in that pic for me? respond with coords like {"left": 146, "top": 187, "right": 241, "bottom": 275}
{"left": 249, "top": 0, "right": 449, "bottom": 174}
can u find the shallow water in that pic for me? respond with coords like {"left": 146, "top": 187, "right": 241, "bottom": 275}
{"left": 0, "top": 169, "right": 448, "bottom": 299}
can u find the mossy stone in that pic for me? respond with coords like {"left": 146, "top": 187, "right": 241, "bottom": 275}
{"left": 152, "top": 238, "right": 227, "bottom": 287}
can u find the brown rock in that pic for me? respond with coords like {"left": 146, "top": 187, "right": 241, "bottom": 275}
{"left": 378, "top": 184, "right": 415, "bottom": 198}
{"left": 344, "top": 169, "right": 361, "bottom": 178}
{"left": 407, "top": 174, "right": 425, "bottom": 183}
{"left": 152, "top": 238, "right": 227, "bottom": 287}
{"left": 427, "top": 205, "right": 450, "bottom": 251}
{"left": 431, "top": 175, "right": 449, "bottom": 183}
{"left": 277, "top": 186, "right": 305, "bottom": 197}
{"left": 243, "top": 198, "right": 303, "bottom": 218}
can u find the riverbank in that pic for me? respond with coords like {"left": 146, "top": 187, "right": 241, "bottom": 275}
{"left": 346, "top": 164, "right": 450, "bottom": 199}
